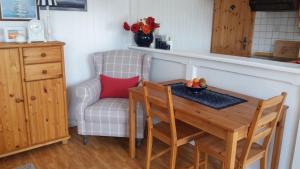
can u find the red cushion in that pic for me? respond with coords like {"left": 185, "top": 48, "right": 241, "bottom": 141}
{"left": 100, "top": 74, "right": 139, "bottom": 99}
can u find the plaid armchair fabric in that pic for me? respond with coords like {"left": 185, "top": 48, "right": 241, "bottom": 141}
{"left": 72, "top": 50, "right": 152, "bottom": 139}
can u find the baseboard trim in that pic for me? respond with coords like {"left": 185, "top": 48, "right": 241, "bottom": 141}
{"left": 0, "top": 136, "right": 70, "bottom": 158}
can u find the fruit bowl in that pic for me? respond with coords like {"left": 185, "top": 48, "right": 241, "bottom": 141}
{"left": 185, "top": 85, "right": 207, "bottom": 94}
{"left": 185, "top": 78, "right": 207, "bottom": 94}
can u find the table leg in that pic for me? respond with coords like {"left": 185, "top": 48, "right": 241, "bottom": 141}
{"left": 271, "top": 110, "right": 286, "bottom": 169}
{"left": 129, "top": 92, "right": 137, "bottom": 159}
{"left": 225, "top": 131, "right": 238, "bottom": 169}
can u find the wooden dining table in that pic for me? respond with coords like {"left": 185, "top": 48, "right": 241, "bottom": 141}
{"left": 128, "top": 79, "right": 287, "bottom": 169}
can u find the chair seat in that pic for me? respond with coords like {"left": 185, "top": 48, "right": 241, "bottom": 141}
{"left": 84, "top": 98, "right": 143, "bottom": 123}
{"left": 153, "top": 120, "right": 204, "bottom": 146}
{"left": 196, "top": 134, "right": 265, "bottom": 164}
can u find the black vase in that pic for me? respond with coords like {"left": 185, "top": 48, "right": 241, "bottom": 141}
{"left": 134, "top": 31, "right": 153, "bottom": 47}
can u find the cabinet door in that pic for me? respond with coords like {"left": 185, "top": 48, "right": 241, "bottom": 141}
{"left": 0, "top": 49, "right": 28, "bottom": 154}
{"left": 211, "top": 0, "right": 255, "bottom": 56}
{"left": 26, "top": 78, "right": 67, "bottom": 145}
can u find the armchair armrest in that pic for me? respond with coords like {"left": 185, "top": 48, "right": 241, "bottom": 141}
{"left": 69, "top": 78, "right": 101, "bottom": 135}
{"left": 75, "top": 78, "right": 101, "bottom": 105}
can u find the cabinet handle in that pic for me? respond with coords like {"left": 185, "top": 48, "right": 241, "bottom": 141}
{"left": 41, "top": 53, "right": 47, "bottom": 57}
{"left": 15, "top": 98, "right": 24, "bottom": 103}
{"left": 42, "top": 70, "right": 48, "bottom": 74}
{"left": 31, "top": 96, "right": 36, "bottom": 101}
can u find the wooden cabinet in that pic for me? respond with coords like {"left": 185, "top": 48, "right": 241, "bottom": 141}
{"left": 27, "top": 79, "right": 67, "bottom": 145}
{"left": 0, "top": 49, "right": 28, "bottom": 154}
{"left": 211, "top": 0, "right": 255, "bottom": 57}
{"left": 0, "top": 42, "right": 69, "bottom": 158}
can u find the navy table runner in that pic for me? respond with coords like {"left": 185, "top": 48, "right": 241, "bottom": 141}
{"left": 170, "top": 83, "right": 247, "bottom": 109}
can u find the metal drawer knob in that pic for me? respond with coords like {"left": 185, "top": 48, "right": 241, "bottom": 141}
{"left": 42, "top": 70, "right": 48, "bottom": 74}
{"left": 41, "top": 53, "right": 47, "bottom": 57}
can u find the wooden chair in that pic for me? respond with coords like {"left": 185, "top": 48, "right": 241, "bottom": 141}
{"left": 143, "top": 81, "right": 204, "bottom": 169}
{"left": 193, "top": 92, "right": 287, "bottom": 169}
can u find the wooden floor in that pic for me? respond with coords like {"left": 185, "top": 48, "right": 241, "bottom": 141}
{"left": 0, "top": 128, "right": 220, "bottom": 169}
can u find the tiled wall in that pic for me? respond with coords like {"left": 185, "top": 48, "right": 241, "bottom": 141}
{"left": 252, "top": 11, "right": 300, "bottom": 54}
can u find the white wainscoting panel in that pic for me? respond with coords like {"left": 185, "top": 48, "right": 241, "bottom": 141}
{"left": 130, "top": 46, "right": 300, "bottom": 169}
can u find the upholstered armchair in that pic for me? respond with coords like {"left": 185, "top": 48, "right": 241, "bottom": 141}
{"left": 71, "top": 50, "right": 152, "bottom": 145}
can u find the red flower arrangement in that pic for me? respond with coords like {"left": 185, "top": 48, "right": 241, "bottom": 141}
{"left": 123, "top": 17, "right": 160, "bottom": 35}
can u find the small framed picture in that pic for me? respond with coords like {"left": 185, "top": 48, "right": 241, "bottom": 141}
{"left": 0, "top": 0, "right": 39, "bottom": 21}
{"left": 3, "top": 27, "right": 27, "bottom": 43}
{"left": 41, "top": 0, "right": 87, "bottom": 11}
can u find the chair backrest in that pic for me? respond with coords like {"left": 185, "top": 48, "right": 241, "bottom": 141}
{"left": 93, "top": 50, "right": 152, "bottom": 81}
{"left": 143, "top": 81, "right": 178, "bottom": 141}
{"left": 239, "top": 92, "right": 287, "bottom": 164}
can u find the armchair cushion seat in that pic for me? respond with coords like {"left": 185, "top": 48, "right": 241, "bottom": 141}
{"left": 83, "top": 98, "right": 145, "bottom": 138}
{"left": 85, "top": 98, "right": 142, "bottom": 123}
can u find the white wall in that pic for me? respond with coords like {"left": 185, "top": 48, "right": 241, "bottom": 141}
{"left": 130, "top": 0, "right": 214, "bottom": 53}
{"left": 0, "top": 0, "right": 213, "bottom": 84}
{"left": 0, "top": 0, "right": 131, "bottom": 87}
{"left": 292, "top": 120, "right": 300, "bottom": 169}
{"left": 52, "top": 0, "right": 131, "bottom": 86}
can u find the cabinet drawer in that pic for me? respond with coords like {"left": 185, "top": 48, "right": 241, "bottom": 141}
{"left": 25, "top": 63, "right": 62, "bottom": 81}
{"left": 23, "top": 47, "right": 62, "bottom": 64}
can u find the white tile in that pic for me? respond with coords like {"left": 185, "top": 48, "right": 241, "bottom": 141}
{"left": 281, "top": 12, "right": 289, "bottom": 18}
{"left": 272, "top": 32, "right": 279, "bottom": 38}
{"left": 284, "top": 32, "right": 289, "bottom": 38}
{"left": 272, "top": 25, "right": 280, "bottom": 32}
{"left": 253, "top": 24, "right": 259, "bottom": 31}
{"left": 253, "top": 32, "right": 259, "bottom": 39}
{"left": 287, "top": 33, "right": 294, "bottom": 39}
{"left": 267, "top": 39, "right": 272, "bottom": 45}
{"left": 274, "top": 18, "right": 281, "bottom": 25}
{"left": 260, "top": 12, "right": 266, "bottom": 18}
{"left": 279, "top": 25, "right": 287, "bottom": 32}
{"left": 261, "top": 18, "right": 268, "bottom": 24}
{"left": 279, "top": 32, "right": 286, "bottom": 39}
{"left": 267, "top": 18, "right": 273, "bottom": 25}
{"left": 266, "top": 12, "right": 274, "bottom": 18}
{"left": 288, "top": 18, "right": 296, "bottom": 26}
{"left": 256, "top": 32, "right": 261, "bottom": 38}
{"left": 295, "top": 36, "right": 300, "bottom": 40}
{"left": 263, "top": 45, "right": 271, "bottom": 52}
{"left": 274, "top": 12, "right": 281, "bottom": 18}
{"left": 255, "top": 18, "right": 261, "bottom": 25}
{"left": 267, "top": 25, "right": 273, "bottom": 32}
{"left": 256, "top": 12, "right": 262, "bottom": 18}
{"left": 288, "top": 12, "right": 297, "bottom": 18}
{"left": 266, "top": 32, "right": 272, "bottom": 38}
{"left": 259, "top": 38, "right": 264, "bottom": 45}
{"left": 271, "top": 18, "right": 277, "bottom": 24}
{"left": 293, "top": 33, "right": 300, "bottom": 39}
{"left": 259, "top": 45, "right": 264, "bottom": 51}
{"left": 280, "top": 18, "right": 288, "bottom": 25}
{"left": 261, "top": 24, "right": 267, "bottom": 32}
{"left": 257, "top": 25, "right": 263, "bottom": 32}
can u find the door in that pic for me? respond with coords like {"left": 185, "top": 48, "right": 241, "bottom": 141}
{"left": 26, "top": 78, "right": 67, "bottom": 145}
{"left": 211, "top": 0, "right": 255, "bottom": 56}
{"left": 0, "top": 49, "right": 28, "bottom": 154}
